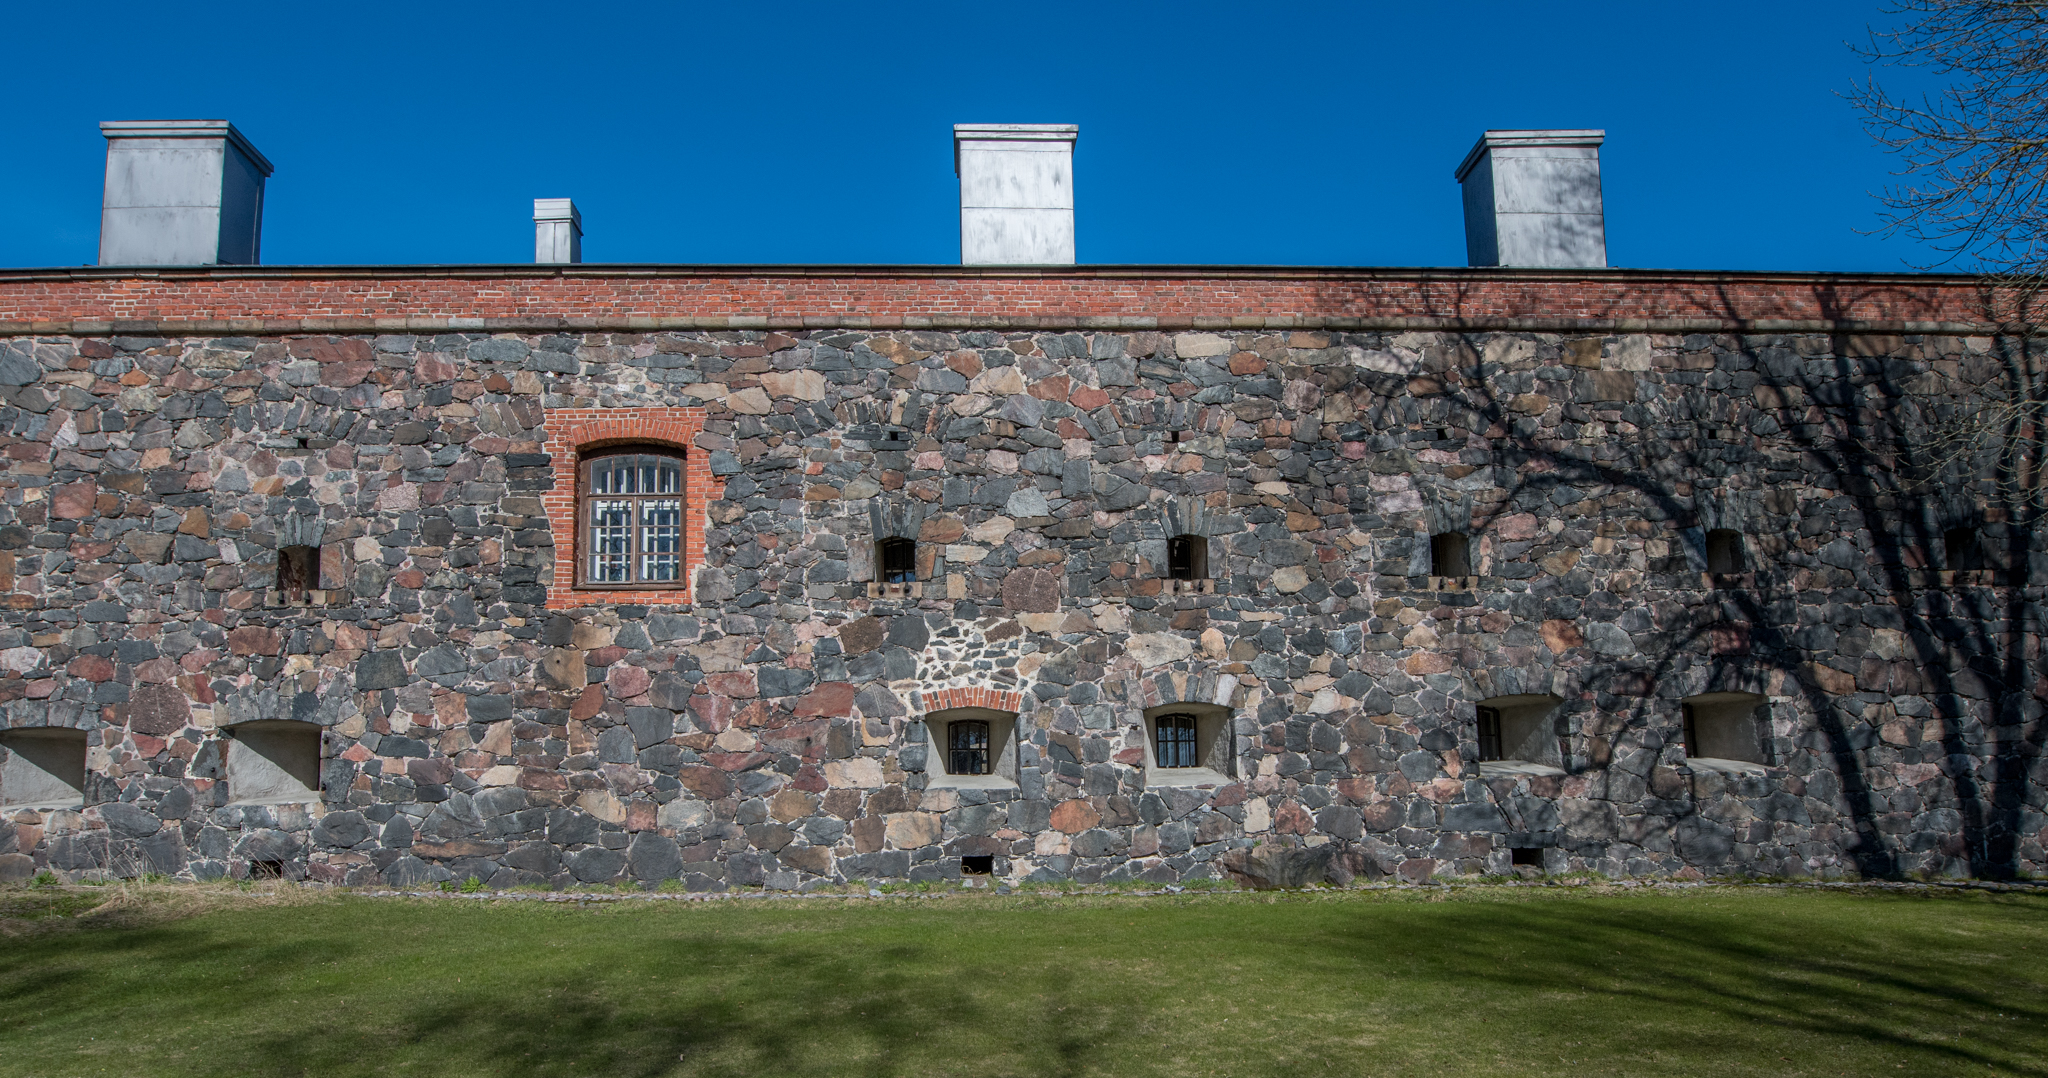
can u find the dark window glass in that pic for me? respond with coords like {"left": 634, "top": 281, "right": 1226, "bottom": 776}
{"left": 948, "top": 720, "right": 990, "bottom": 775}
{"left": 278, "top": 545, "right": 318, "bottom": 601}
{"left": 1156, "top": 713, "right": 1199, "bottom": 768}
{"left": 1681, "top": 703, "right": 1700, "bottom": 758}
{"left": 1432, "top": 532, "right": 1471, "bottom": 577}
{"left": 1167, "top": 535, "right": 1207, "bottom": 580}
{"left": 1944, "top": 527, "right": 1982, "bottom": 571}
{"left": 1476, "top": 706, "right": 1504, "bottom": 762}
{"left": 880, "top": 538, "right": 918, "bottom": 584}
{"left": 583, "top": 450, "right": 685, "bottom": 586}
{"left": 1705, "top": 529, "right": 1744, "bottom": 574}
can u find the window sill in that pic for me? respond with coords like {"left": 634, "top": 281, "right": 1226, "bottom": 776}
{"left": 3, "top": 797, "right": 83, "bottom": 813}
{"left": 1478, "top": 760, "right": 1565, "bottom": 778}
{"left": 225, "top": 793, "right": 324, "bottom": 808}
{"left": 924, "top": 773, "right": 1018, "bottom": 791}
{"left": 1683, "top": 757, "right": 1767, "bottom": 776}
{"left": 265, "top": 589, "right": 339, "bottom": 608}
{"left": 868, "top": 582, "right": 924, "bottom": 599}
{"left": 1162, "top": 578, "right": 1215, "bottom": 596}
{"left": 1146, "top": 767, "right": 1234, "bottom": 788}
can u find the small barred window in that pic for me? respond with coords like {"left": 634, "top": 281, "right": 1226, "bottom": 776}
{"left": 1154, "top": 712, "right": 1199, "bottom": 768}
{"left": 948, "top": 719, "right": 991, "bottom": 775}
{"left": 583, "top": 450, "right": 685, "bottom": 587}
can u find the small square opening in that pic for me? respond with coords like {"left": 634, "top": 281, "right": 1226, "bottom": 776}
{"left": 1705, "top": 529, "right": 1744, "bottom": 574}
{"left": 961, "top": 855, "right": 993, "bottom": 875}
{"left": 1943, "top": 527, "right": 1982, "bottom": 571}
{"left": 1510, "top": 847, "right": 1543, "bottom": 867}
{"left": 1430, "top": 531, "right": 1471, "bottom": 578}
{"left": 278, "top": 545, "right": 319, "bottom": 602}
{"left": 1167, "top": 535, "right": 1208, "bottom": 580}
{"left": 878, "top": 538, "right": 918, "bottom": 584}
{"left": 249, "top": 859, "right": 287, "bottom": 880}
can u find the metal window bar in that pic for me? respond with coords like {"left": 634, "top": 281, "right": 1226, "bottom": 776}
{"left": 948, "top": 720, "right": 990, "bottom": 776}
{"left": 1476, "top": 706, "right": 1503, "bottom": 762}
{"left": 586, "top": 453, "right": 684, "bottom": 584}
{"left": 880, "top": 538, "right": 917, "bottom": 584}
{"left": 1156, "top": 713, "right": 1198, "bottom": 768}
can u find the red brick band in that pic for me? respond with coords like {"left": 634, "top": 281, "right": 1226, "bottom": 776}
{"left": 918, "top": 687, "right": 1027, "bottom": 714}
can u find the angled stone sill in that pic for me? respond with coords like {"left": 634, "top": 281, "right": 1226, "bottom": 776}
{"left": 2, "top": 797, "right": 83, "bottom": 813}
{"left": 1478, "top": 760, "right": 1565, "bottom": 778}
{"left": 922, "top": 773, "right": 1017, "bottom": 791}
{"left": 265, "top": 588, "right": 339, "bottom": 608}
{"left": 1683, "top": 757, "right": 1767, "bottom": 776}
{"left": 1162, "top": 578, "right": 1215, "bottom": 596}
{"left": 868, "top": 581, "right": 924, "bottom": 599}
{"left": 1146, "top": 767, "right": 1234, "bottom": 788}
{"left": 225, "top": 795, "right": 327, "bottom": 809}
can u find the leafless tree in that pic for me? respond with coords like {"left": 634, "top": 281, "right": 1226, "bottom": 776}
{"left": 1851, "top": 1, "right": 2048, "bottom": 508}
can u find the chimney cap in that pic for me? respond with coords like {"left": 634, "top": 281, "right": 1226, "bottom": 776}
{"left": 100, "top": 120, "right": 273, "bottom": 176}
{"left": 1454, "top": 129, "right": 1604, "bottom": 182}
{"left": 953, "top": 124, "right": 1078, "bottom": 176}
{"left": 533, "top": 198, "right": 581, "bottom": 225}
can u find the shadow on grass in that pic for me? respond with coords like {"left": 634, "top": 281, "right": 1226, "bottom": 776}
{"left": 0, "top": 891, "right": 2043, "bottom": 1077}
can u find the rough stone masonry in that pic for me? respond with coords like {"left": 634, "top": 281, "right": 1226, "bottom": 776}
{"left": 0, "top": 266, "right": 2039, "bottom": 890}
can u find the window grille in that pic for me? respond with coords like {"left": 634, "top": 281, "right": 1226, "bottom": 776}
{"left": 879, "top": 538, "right": 918, "bottom": 584}
{"left": 948, "top": 720, "right": 991, "bottom": 775}
{"left": 583, "top": 451, "right": 684, "bottom": 586}
{"left": 1476, "top": 705, "right": 1504, "bottom": 762}
{"left": 1155, "top": 713, "right": 1199, "bottom": 768}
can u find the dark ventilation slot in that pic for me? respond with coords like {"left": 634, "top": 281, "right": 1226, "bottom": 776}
{"left": 1944, "top": 527, "right": 1982, "bottom": 571}
{"left": 1704, "top": 529, "right": 1744, "bottom": 574}
{"left": 1681, "top": 703, "right": 1701, "bottom": 758}
{"left": 250, "top": 860, "right": 287, "bottom": 880}
{"left": 961, "top": 855, "right": 993, "bottom": 875}
{"left": 1431, "top": 532, "right": 1471, "bottom": 578}
{"left": 278, "top": 545, "right": 319, "bottom": 601}
{"left": 1475, "top": 706, "right": 1504, "bottom": 762}
{"left": 1510, "top": 847, "right": 1543, "bottom": 867}
{"left": 1167, "top": 535, "right": 1208, "bottom": 580}
{"left": 878, "top": 538, "right": 917, "bottom": 584}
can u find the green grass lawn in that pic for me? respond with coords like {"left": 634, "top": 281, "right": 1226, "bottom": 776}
{"left": 1, "top": 883, "right": 2042, "bottom": 1077}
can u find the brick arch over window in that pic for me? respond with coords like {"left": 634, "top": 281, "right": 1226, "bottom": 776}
{"left": 543, "top": 408, "right": 723, "bottom": 608}
{"left": 917, "top": 687, "right": 1026, "bottom": 714}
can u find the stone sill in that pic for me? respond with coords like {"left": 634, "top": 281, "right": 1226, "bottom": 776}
{"left": 924, "top": 774, "right": 1018, "bottom": 791}
{"left": 225, "top": 795, "right": 326, "bottom": 809}
{"left": 1162, "top": 578, "right": 1215, "bottom": 596}
{"left": 868, "top": 582, "right": 924, "bottom": 599}
{"left": 1684, "top": 757, "right": 1768, "bottom": 776}
{"left": 1478, "top": 760, "right": 1565, "bottom": 778}
{"left": 2, "top": 798, "right": 82, "bottom": 813}
{"left": 264, "top": 589, "right": 339, "bottom": 608}
{"left": 1146, "top": 767, "right": 1234, "bottom": 788}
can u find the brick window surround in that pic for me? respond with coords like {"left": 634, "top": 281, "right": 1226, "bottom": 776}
{"left": 542, "top": 408, "right": 722, "bottom": 609}
{"left": 917, "top": 687, "right": 1025, "bottom": 714}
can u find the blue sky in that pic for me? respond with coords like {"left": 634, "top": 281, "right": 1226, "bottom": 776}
{"left": 2, "top": 2, "right": 1949, "bottom": 271}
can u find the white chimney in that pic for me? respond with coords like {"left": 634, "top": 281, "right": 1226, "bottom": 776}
{"left": 534, "top": 199, "right": 582, "bottom": 264}
{"left": 98, "top": 120, "right": 273, "bottom": 266}
{"left": 954, "top": 124, "right": 1077, "bottom": 265}
{"left": 1455, "top": 130, "right": 1606, "bottom": 268}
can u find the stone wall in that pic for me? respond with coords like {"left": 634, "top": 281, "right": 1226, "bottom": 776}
{"left": 0, "top": 318, "right": 2040, "bottom": 889}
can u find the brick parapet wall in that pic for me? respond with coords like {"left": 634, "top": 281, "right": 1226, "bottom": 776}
{"left": 0, "top": 265, "right": 2013, "bottom": 335}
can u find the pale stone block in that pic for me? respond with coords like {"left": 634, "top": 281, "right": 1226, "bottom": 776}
{"left": 1174, "top": 333, "right": 1231, "bottom": 358}
{"left": 824, "top": 757, "right": 883, "bottom": 788}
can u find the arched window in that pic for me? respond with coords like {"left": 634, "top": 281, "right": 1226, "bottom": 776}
{"left": 1431, "top": 531, "right": 1471, "bottom": 578}
{"left": 582, "top": 449, "right": 685, "bottom": 587}
{"left": 878, "top": 537, "right": 918, "bottom": 584}
{"left": 1705, "top": 529, "right": 1745, "bottom": 574}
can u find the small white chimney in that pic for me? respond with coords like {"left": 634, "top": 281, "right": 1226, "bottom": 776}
{"left": 534, "top": 198, "right": 582, "bottom": 264}
{"left": 98, "top": 120, "right": 273, "bottom": 266}
{"left": 954, "top": 124, "right": 1077, "bottom": 265}
{"left": 1455, "top": 130, "right": 1606, "bottom": 268}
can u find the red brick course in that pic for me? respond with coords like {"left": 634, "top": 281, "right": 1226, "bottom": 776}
{"left": 0, "top": 265, "right": 2013, "bottom": 334}
{"left": 540, "top": 408, "right": 722, "bottom": 609}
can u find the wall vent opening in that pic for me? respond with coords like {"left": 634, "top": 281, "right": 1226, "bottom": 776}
{"left": 1167, "top": 535, "right": 1208, "bottom": 580}
{"left": 1943, "top": 527, "right": 1983, "bottom": 571}
{"left": 278, "top": 545, "right": 318, "bottom": 602}
{"left": 1510, "top": 847, "right": 1543, "bottom": 867}
{"left": 1705, "top": 529, "right": 1745, "bottom": 574}
{"left": 1431, "top": 532, "right": 1472, "bottom": 578}
{"left": 961, "top": 855, "right": 994, "bottom": 875}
